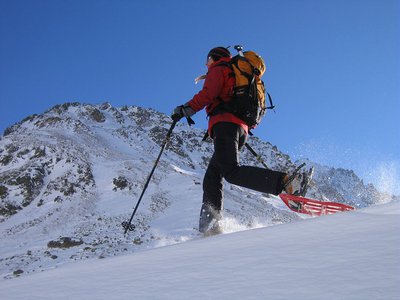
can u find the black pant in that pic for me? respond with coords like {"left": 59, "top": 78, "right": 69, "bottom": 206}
{"left": 202, "top": 122, "right": 285, "bottom": 211}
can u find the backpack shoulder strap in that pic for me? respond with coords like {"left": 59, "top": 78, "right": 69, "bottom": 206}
{"left": 215, "top": 60, "right": 230, "bottom": 67}
{"left": 214, "top": 60, "right": 235, "bottom": 78}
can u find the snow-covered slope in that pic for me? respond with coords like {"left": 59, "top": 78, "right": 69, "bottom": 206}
{"left": 0, "top": 102, "right": 397, "bottom": 280}
{"left": 0, "top": 201, "right": 398, "bottom": 300}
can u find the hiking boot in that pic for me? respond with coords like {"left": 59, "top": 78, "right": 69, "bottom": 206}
{"left": 282, "top": 172, "right": 310, "bottom": 196}
{"left": 199, "top": 204, "right": 221, "bottom": 234}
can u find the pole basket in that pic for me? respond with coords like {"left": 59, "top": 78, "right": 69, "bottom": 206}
{"left": 122, "top": 221, "right": 136, "bottom": 232}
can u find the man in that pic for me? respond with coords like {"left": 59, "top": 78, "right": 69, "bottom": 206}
{"left": 172, "top": 47, "right": 308, "bottom": 235}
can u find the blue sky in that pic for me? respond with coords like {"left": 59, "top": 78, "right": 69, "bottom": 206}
{"left": 1, "top": 0, "right": 399, "bottom": 194}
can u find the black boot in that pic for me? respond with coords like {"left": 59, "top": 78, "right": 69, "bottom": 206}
{"left": 199, "top": 203, "right": 222, "bottom": 236}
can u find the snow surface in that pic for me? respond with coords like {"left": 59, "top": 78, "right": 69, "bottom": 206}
{"left": 0, "top": 201, "right": 398, "bottom": 300}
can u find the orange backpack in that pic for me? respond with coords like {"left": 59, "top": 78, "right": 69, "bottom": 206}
{"left": 216, "top": 46, "right": 274, "bottom": 128}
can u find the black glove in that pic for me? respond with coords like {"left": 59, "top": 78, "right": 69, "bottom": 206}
{"left": 171, "top": 104, "right": 195, "bottom": 122}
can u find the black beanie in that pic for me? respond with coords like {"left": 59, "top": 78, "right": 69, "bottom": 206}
{"left": 207, "top": 47, "right": 231, "bottom": 61}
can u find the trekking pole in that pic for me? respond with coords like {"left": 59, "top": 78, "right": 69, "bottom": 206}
{"left": 244, "top": 142, "right": 270, "bottom": 169}
{"left": 234, "top": 45, "right": 244, "bottom": 57}
{"left": 122, "top": 119, "right": 178, "bottom": 234}
{"left": 245, "top": 141, "right": 307, "bottom": 192}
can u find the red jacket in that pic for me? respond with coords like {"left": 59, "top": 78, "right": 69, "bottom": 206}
{"left": 187, "top": 57, "right": 248, "bottom": 136}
